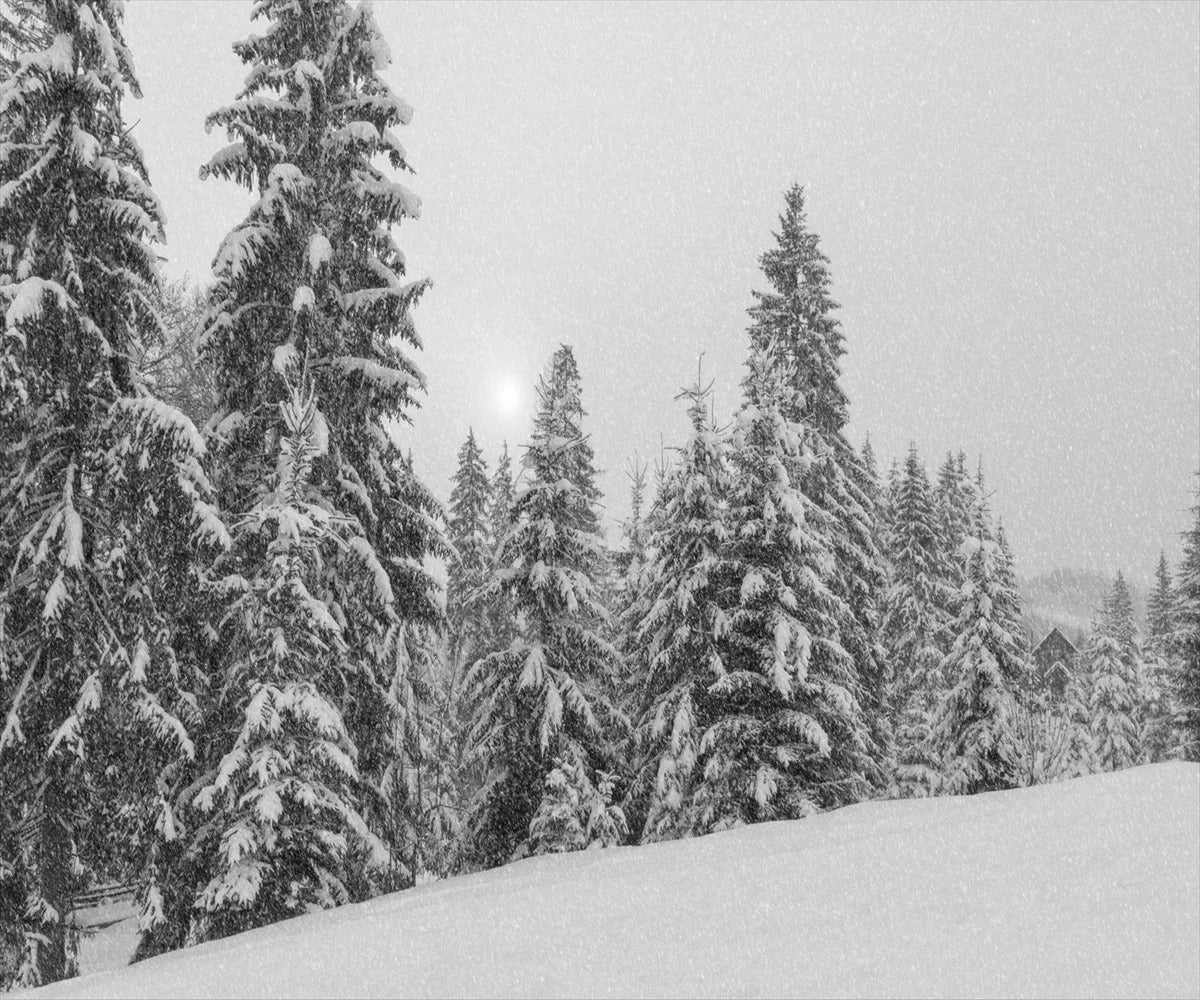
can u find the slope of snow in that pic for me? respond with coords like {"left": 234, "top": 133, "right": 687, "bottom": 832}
{"left": 39, "top": 763, "right": 1200, "bottom": 999}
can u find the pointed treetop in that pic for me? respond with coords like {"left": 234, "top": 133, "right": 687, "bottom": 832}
{"left": 861, "top": 434, "right": 877, "bottom": 477}
{"left": 748, "top": 183, "right": 846, "bottom": 436}
{"left": 1147, "top": 551, "right": 1174, "bottom": 643}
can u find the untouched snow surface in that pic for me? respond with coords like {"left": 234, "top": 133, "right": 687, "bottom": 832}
{"left": 39, "top": 763, "right": 1200, "bottom": 999}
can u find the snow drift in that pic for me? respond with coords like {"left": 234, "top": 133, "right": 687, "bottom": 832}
{"left": 38, "top": 763, "right": 1200, "bottom": 999}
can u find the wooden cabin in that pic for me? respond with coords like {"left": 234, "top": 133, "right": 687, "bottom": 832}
{"left": 1031, "top": 627, "right": 1079, "bottom": 698}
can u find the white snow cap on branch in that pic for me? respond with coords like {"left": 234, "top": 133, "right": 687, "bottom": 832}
{"left": 308, "top": 233, "right": 332, "bottom": 272}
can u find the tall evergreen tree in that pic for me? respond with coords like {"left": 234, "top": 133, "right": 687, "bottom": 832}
{"left": 489, "top": 443, "right": 516, "bottom": 543}
{"left": 446, "top": 428, "right": 491, "bottom": 666}
{"left": 748, "top": 187, "right": 845, "bottom": 436}
{"left": 1106, "top": 572, "right": 1138, "bottom": 657}
{"left": 933, "top": 453, "right": 971, "bottom": 574}
{"left": 1087, "top": 630, "right": 1139, "bottom": 772}
{"left": 0, "top": 2, "right": 226, "bottom": 984}
{"left": 481, "top": 442, "right": 517, "bottom": 655}
{"left": 971, "top": 459, "right": 996, "bottom": 542}
{"left": 882, "top": 445, "right": 949, "bottom": 796}
{"left": 626, "top": 379, "right": 731, "bottom": 841}
{"left": 859, "top": 440, "right": 887, "bottom": 591}
{"left": 463, "top": 355, "right": 622, "bottom": 867}
{"left": 1142, "top": 552, "right": 1177, "bottom": 762}
{"left": 199, "top": 0, "right": 442, "bottom": 626}
{"left": 150, "top": 0, "right": 445, "bottom": 947}
{"left": 187, "top": 375, "right": 385, "bottom": 943}
{"left": 877, "top": 456, "right": 902, "bottom": 557}
{"left": 690, "top": 342, "right": 870, "bottom": 831}
{"left": 853, "top": 434, "right": 893, "bottom": 781}
{"left": 745, "top": 183, "right": 888, "bottom": 788}
{"left": 933, "top": 513, "right": 1027, "bottom": 795}
{"left": 1087, "top": 576, "right": 1144, "bottom": 772}
{"left": 1173, "top": 492, "right": 1200, "bottom": 761}
{"left": 609, "top": 456, "right": 653, "bottom": 793}
{"left": 994, "top": 522, "right": 1025, "bottom": 639}
{"left": 860, "top": 437, "right": 880, "bottom": 505}
{"left": 1147, "top": 552, "right": 1175, "bottom": 652}
{"left": 431, "top": 429, "right": 491, "bottom": 869}
{"left": 929, "top": 453, "right": 972, "bottom": 648}
{"left": 533, "top": 344, "right": 603, "bottom": 538}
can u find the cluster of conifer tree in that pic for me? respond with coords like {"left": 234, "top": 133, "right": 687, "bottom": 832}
{"left": 2, "top": 0, "right": 1198, "bottom": 990}
{"left": 1, "top": 0, "right": 445, "bottom": 986}
{"left": 441, "top": 202, "right": 1200, "bottom": 867}
{"left": 874, "top": 449, "right": 1199, "bottom": 792}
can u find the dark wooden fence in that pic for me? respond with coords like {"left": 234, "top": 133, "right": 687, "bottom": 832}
{"left": 68, "top": 883, "right": 138, "bottom": 930}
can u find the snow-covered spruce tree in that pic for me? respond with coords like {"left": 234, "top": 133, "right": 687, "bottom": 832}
{"left": 1101, "top": 571, "right": 1149, "bottom": 764}
{"left": 374, "top": 594, "right": 458, "bottom": 886}
{"left": 428, "top": 428, "right": 491, "bottom": 871}
{"left": 612, "top": 456, "right": 673, "bottom": 831}
{"left": 626, "top": 379, "right": 732, "bottom": 842}
{"left": 853, "top": 435, "right": 897, "bottom": 776}
{"left": 186, "top": 374, "right": 384, "bottom": 942}
{"left": 489, "top": 442, "right": 516, "bottom": 542}
{"left": 200, "top": 0, "right": 442, "bottom": 626}
{"left": 933, "top": 452, "right": 971, "bottom": 589}
{"left": 447, "top": 440, "right": 520, "bottom": 839}
{"left": 932, "top": 514, "right": 1028, "bottom": 795}
{"left": 1086, "top": 641, "right": 1137, "bottom": 773}
{"left": 879, "top": 456, "right": 901, "bottom": 544}
{"left": 746, "top": 183, "right": 889, "bottom": 789}
{"left": 535, "top": 346, "right": 622, "bottom": 707}
{"left": 0, "top": 2, "right": 226, "bottom": 984}
{"left": 463, "top": 362, "right": 623, "bottom": 867}
{"left": 859, "top": 436, "right": 884, "bottom": 549}
{"left": 1061, "top": 664, "right": 1097, "bottom": 775}
{"left": 446, "top": 428, "right": 491, "bottom": 671}
{"left": 689, "top": 341, "right": 870, "bottom": 831}
{"left": 528, "top": 753, "right": 625, "bottom": 855}
{"left": 881, "top": 445, "right": 950, "bottom": 796}
{"left": 534, "top": 344, "right": 604, "bottom": 539}
{"left": 994, "top": 522, "right": 1025, "bottom": 640}
{"left": 1105, "top": 572, "right": 1138, "bottom": 659}
{"left": 607, "top": 457, "right": 652, "bottom": 826}
{"left": 1141, "top": 552, "right": 1177, "bottom": 762}
{"left": 1086, "top": 578, "right": 1144, "bottom": 772}
{"left": 1174, "top": 492, "right": 1200, "bottom": 761}
{"left": 860, "top": 437, "right": 879, "bottom": 498}
{"left": 968, "top": 461, "right": 999, "bottom": 550}
{"left": 1147, "top": 552, "right": 1175, "bottom": 649}
{"left": 480, "top": 441, "right": 517, "bottom": 656}
{"left": 176, "top": 0, "right": 445, "bottom": 940}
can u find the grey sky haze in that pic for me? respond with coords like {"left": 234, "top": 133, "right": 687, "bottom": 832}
{"left": 123, "top": 0, "right": 1200, "bottom": 582}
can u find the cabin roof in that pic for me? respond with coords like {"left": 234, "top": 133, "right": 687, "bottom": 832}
{"left": 1033, "top": 627, "right": 1078, "bottom": 657}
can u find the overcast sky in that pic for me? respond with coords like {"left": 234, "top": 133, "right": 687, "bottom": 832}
{"left": 123, "top": 0, "right": 1199, "bottom": 581}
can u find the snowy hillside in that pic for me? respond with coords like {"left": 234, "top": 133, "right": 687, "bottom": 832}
{"left": 37, "top": 763, "right": 1200, "bottom": 1000}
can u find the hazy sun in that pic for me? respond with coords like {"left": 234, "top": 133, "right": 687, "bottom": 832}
{"left": 495, "top": 378, "right": 521, "bottom": 416}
